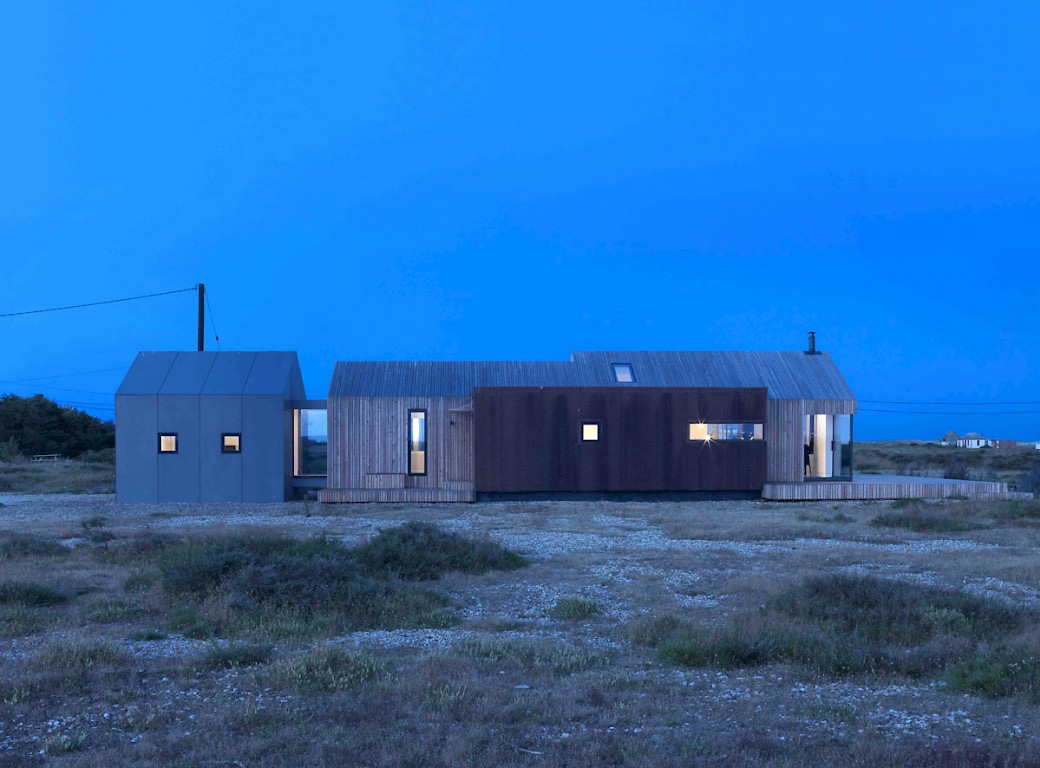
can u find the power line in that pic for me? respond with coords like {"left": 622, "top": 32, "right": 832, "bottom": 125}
{"left": 0, "top": 367, "right": 126, "bottom": 381}
{"left": 0, "top": 285, "right": 198, "bottom": 318}
{"left": 0, "top": 381, "right": 114, "bottom": 397}
{"left": 860, "top": 408, "right": 1040, "bottom": 415}
{"left": 861, "top": 399, "right": 1040, "bottom": 406}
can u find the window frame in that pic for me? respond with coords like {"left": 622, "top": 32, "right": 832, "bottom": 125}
{"left": 408, "top": 408, "right": 428, "bottom": 476}
{"left": 158, "top": 433, "right": 178, "bottom": 454}
{"left": 221, "top": 433, "right": 242, "bottom": 454}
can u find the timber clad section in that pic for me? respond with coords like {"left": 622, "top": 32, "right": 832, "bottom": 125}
{"left": 318, "top": 350, "right": 856, "bottom": 503}
{"left": 323, "top": 396, "right": 474, "bottom": 503}
{"left": 474, "top": 387, "right": 767, "bottom": 493}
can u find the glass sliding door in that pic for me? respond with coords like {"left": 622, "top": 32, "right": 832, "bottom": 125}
{"left": 804, "top": 413, "right": 852, "bottom": 480}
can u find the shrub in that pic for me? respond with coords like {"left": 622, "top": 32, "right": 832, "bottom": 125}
{"left": 355, "top": 522, "right": 527, "bottom": 580}
{"left": 159, "top": 533, "right": 456, "bottom": 639}
{"left": 641, "top": 574, "right": 1031, "bottom": 684}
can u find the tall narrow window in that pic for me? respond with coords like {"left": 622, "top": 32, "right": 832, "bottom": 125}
{"left": 158, "top": 434, "right": 178, "bottom": 453}
{"left": 409, "top": 409, "right": 427, "bottom": 475}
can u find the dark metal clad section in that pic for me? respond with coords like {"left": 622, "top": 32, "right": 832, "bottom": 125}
{"left": 116, "top": 352, "right": 178, "bottom": 395}
{"left": 328, "top": 351, "right": 854, "bottom": 402}
{"left": 474, "top": 387, "right": 767, "bottom": 493}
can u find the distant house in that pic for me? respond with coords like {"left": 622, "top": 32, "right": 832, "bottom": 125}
{"left": 940, "top": 431, "right": 959, "bottom": 446}
{"left": 957, "top": 432, "right": 993, "bottom": 449}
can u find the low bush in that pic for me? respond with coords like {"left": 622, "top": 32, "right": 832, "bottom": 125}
{"left": 871, "top": 502, "right": 986, "bottom": 533}
{"left": 355, "top": 522, "right": 527, "bottom": 580}
{"left": 158, "top": 532, "right": 455, "bottom": 640}
{"left": 0, "top": 580, "right": 67, "bottom": 607}
{"left": 640, "top": 574, "right": 1034, "bottom": 688}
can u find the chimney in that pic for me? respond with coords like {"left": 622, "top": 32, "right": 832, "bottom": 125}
{"left": 807, "top": 331, "right": 817, "bottom": 355}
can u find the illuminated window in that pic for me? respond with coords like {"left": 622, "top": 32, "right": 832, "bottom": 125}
{"left": 581, "top": 422, "right": 600, "bottom": 442}
{"left": 158, "top": 434, "right": 178, "bottom": 453}
{"left": 409, "top": 410, "right": 427, "bottom": 475}
{"left": 689, "top": 423, "right": 764, "bottom": 441}
{"left": 222, "top": 434, "right": 241, "bottom": 453}
{"left": 612, "top": 363, "right": 635, "bottom": 383}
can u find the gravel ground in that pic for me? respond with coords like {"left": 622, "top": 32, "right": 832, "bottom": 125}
{"left": 2, "top": 492, "right": 1039, "bottom": 762}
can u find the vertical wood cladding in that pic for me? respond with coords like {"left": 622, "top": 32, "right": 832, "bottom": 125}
{"left": 474, "top": 387, "right": 767, "bottom": 493}
{"left": 325, "top": 395, "right": 474, "bottom": 501}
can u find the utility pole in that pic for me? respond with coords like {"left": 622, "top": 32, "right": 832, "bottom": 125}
{"left": 197, "top": 283, "right": 205, "bottom": 352}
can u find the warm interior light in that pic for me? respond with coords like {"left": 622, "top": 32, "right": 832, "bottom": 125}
{"left": 223, "top": 434, "right": 240, "bottom": 452}
{"left": 159, "top": 434, "right": 177, "bottom": 453}
{"left": 688, "top": 423, "right": 708, "bottom": 441}
{"left": 582, "top": 423, "right": 599, "bottom": 441}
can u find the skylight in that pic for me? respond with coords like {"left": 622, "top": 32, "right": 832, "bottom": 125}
{"left": 612, "top": 363, "right": 635, "bottom": 383}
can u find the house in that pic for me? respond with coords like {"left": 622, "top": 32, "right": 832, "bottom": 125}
{"left": 319, "top": 349, "right": 856, "bottom": 502}
{"left": 940, "top": 431, "right": 959, "bottom": 446}
{"left": 957, "top": 432, "right": 993, "bottom": 449}
{"left": 115, "top": 351, "right": 312, "bottom": 502}
{"left": 115, "top": 344, "right": 857, "bottom": 504}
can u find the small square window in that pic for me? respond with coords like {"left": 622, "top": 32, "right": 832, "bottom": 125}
{"left": 582, "top": 422, "right": 600, "bottom": 442}
{"left": 222, "top": 434, "right": 241, "bottom": 453}
{"left": 612, "top": 363, "right": 634, "bottom": 383}
{"left": 158, "top": 434, "right": 178, "bottom": 453}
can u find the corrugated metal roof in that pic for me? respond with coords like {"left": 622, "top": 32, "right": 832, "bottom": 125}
{"left": 328, "top": 351, "right": 855, "bottom": 401}
{"left": 117, "top": 352, "right": 303, "bottom": 397}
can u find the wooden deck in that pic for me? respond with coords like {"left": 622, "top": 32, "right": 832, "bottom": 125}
{"left": 762, "top": 474, "right": 1021, "bottom": 501}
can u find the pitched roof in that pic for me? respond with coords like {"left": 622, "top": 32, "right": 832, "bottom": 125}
{"left": 328, "top": 350, "right": 855, "bottom": 401}
{"left": 116, "top": 352, "right": 306, "bottom": 398}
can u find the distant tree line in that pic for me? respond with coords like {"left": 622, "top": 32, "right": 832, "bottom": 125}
{"left": 0, "top": 394, "right": 114, "bottom": 460}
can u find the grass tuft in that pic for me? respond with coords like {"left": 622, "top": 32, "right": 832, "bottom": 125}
{"left": 458, "top": 638, "right": 602, "bottom": 675}
{"left": 549, "top": 596, "right": 604, "bottom": 620}
{"left": 276, "top": 646, "right": 388, "bottom": 693}
{"left": 202, "top": 642, "right": 274, "bottom": 670}
{"left": 0, "top": 532, "right": 69, "bottom": 559}
{"left": 944, "top": 646, "right": 1040, "bottom": 702}
{"left": 355, "top": 522, "right": 527, "bottom": 580}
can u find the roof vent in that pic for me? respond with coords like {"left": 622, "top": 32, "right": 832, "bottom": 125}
{"left": 806, "top": 331, "right": 818, "bottom": 355}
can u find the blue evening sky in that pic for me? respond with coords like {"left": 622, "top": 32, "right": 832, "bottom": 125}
{"left": 2, "top": 2, "right": 1038, "bottom": 440}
